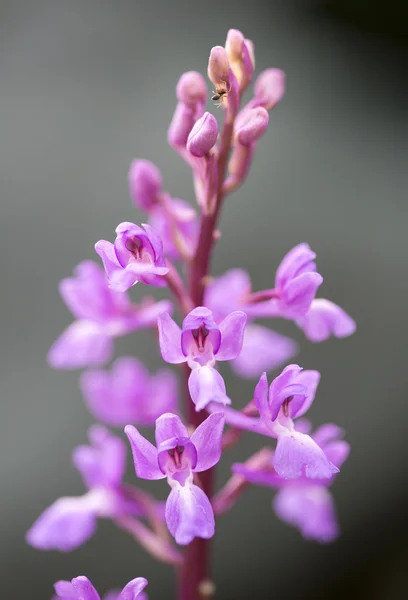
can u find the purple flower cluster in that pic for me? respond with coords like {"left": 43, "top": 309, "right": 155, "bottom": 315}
{"left": 28, "top": 28, "right": 355, "bottom": 599}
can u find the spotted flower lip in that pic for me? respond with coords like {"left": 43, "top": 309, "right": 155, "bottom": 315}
{"left": 26, "top": 426, "right": 143, "bottom": 552}
{"left": 53, "top": 575, "right": 148, "bottom": 600}
{"left": 125, "top": 412, "right": 225, "bottom": 545}
{"left": 47, "top": 260, "right": 172, "bottom": 370}
{"left": 95, "top": 222, "right": 169, "bottom": 292}
{"left": 157, "top": 307, "right": 246, "bottom": 410}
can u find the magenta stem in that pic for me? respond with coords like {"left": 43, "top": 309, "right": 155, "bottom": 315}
{"left": 179, "top": 73, "right": 240, "bottom": 600}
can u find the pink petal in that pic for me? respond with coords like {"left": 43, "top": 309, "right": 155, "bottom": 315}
{"left": 71, "top": 577, "right": 101, "bottom": 600}
{"left": 253, "top": 372, "right": 269, "bottom": 417}
{"left": 155, "top": 413, "right": 189, "bottom": 446}
{"left": 124, "top": 426, "right": 164, "bottom": 480}
{"left": 165, "top": 484, "right": 215, "bottom": 545}
{"left": 157, "top": 313, "right": 186, "bottom": 364}
{"left": 290, "top": 370, "right": 321, "bottom": 419}
{"left": 281, "top": 272, "right": 323, "bottom": 318}
{"left": 231, "top": 325, "right": 298, "bottom": 379}
{"left": 275, "top": 243, "right": 316, "bottom": 288}
{"left": 48, "top": 321, "right": 113, "bottom": 370}
{"left": 188, "top": 366, "right": 231, "bottom": 411}
{"left": 216, "top": 311, "right": 247, "bottom": 361}
{"left": 296, "top": 298, "right": 356, "bottom": 342}
{"left": 274, "top": 431, "right": 339, "bottom": 480}
{"left": 204, "top": 268, "right": 251, "bottom": 321}
{"left": 190, "top": 412, "right": 225, "bottom": 472}
{"left": 118, "top": 577, "right": 148, "bottom": 600}
{"left": 26, "top": 497, "right": 97, "bottom": 552}
{"left": 72, "top": 429, "right": 126, "bottom": 490}
{"left": 273, "top": 484, "right": 339, "bottom": 543}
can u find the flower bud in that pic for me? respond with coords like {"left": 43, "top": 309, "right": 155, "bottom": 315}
{"left": 187, "top": 112, "right": 218, "bottom": 157}
{"left": 176, "top": 71, "right": 207, "bottom": 108}
{"left": 225, "top": 30, "right": 254, "bottom": 92}
{"left": 128, "top": 160, "right": 162, "bottom": 210}
{"left": 168, "top": 101, "right": 196, "bottom": 147}
{"left": 254, "top": 69, "right": 285, "bottom": 110}
{"left": 207, "top": 46, "right": 230, "bottom": 86}
{"left": 225, "top": 29, "right": 244, "bottom": 63}
{"left": 235, "top": 107, "right": 269, "bottom": 147}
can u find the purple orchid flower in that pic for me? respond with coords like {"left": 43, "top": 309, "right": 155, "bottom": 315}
{"left": 157, "top": 307, "right": 247, "bottom": 410}
{"left": 253, "top": 366, "right": 339, "bottom": 479}
{"left": 47, "top": 261, "right": 172, "bottom": 370}
{"left": 53, "top": 575, "right": 148, "bottom": 600}
{"left": 95, "top": 222, "right": 169, "bottom": 292}
{"left": 214, "top": 365, "right": 338, "bottom": 480}
{"left": 125, "top": 412, "right": 224, "bottom": 545}
{"left": 233, "top": 423, "right": 350, "bottom": 542}
{"left": 27, "top": 426, "right": 143, "bottom": 552}
{"left": 204, "top": 245, "right": 355, "bottom": 366}
{"left": 242, "top": 243, "right": 324, "bottom": 319}
{"left": 80, "top": 357, "right": 178, "bottom": 428}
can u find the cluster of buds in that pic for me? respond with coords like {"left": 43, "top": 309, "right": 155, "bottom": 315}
{"left": 28, "top": 28, "right": 355, "bottom": 599}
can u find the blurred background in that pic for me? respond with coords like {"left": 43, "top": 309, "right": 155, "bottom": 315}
{"left": 0, "top": 0, "right": 405, "bottom": 598}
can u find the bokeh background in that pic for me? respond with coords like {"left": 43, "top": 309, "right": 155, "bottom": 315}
{"left": 0, "top": 0, "right": 405, "bottom": 598}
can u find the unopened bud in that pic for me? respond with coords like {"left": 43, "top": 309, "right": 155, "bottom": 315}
{"left": 168, "top": 101, "right": 196, "bottom": 148}
{"left": 128, "top": 160, "right": 162, "bottom": 210}
{"left": 254, "top": 69, "right": 285, "bottom": 110}
{"left": 235, "top": 107, "right": 269, "bottom": 147}
{"left": 225, "top": 30, "right": 254, "bottom": 92}
{"left": 187, "top": 112, "right": 218, "bottom": 157}
{"left": 207, "top": 46, "right": 230, "bottom": 86}
{"left": 176, "top": 71, "right": 207, "bottom": 108}
{"left": 225, "top": 29, "right": 244, "bottom": 62}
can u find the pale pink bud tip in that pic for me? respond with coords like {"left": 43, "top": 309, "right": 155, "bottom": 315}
{"left": 236, "top": 107, "right": 269, "bottom": 146}
{"left": 255, "top": 69, "right": 285, "bottom": 110}
{"left": 128, "top": 159, "right": 162, "bottom": 210}
{"left": 187, "top": 112, "right": 218, "bottom": 157}
{"left": 226, "top": 29, "right": 245, "bottom": 61}
{"left": 208, "top": 46, "right": 230, "bottom": 86}
{"left": 176, "top": 71, "right": 207, "bottom": 107}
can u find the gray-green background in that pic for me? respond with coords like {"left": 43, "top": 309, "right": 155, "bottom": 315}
{"left": 0, "top": 0, "right": 405, "bottom": 598}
